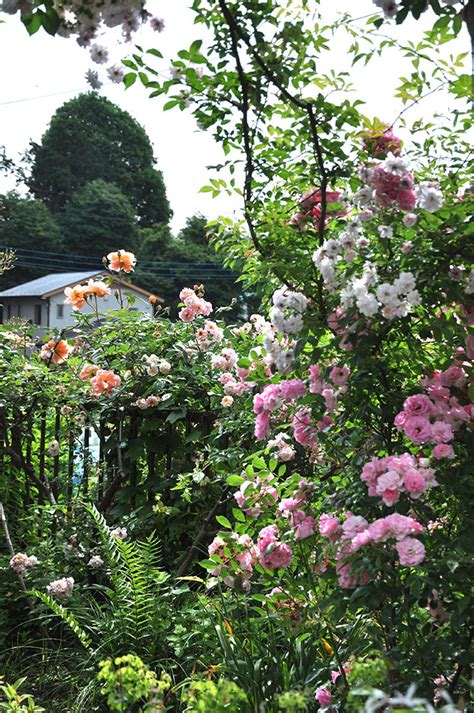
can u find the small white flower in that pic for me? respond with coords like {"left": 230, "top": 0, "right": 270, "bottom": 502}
{"left": 378, "top": 225, "right": 394, "bottom": 239}
{"left": 417, "top": 185, "right": 444, "bottom": 213}
{"left": 90, "top": 43, "right": 109, "bottom": 64}
{"left": 47, "top": 576, "right": 74, "bottom": 598}
{"left": 47, "top": 440, "right": 60, "bottom": 457}
{"left": 107, "top": 64, "right": 125, "bottom": 84}
{"left": 111, "top": 527, "right": 127, "bottom": 540}
{"left": 221, "top": 395, "right": 234, "bottom": 408}
{"left": 376, "top": 283, "right": 399, "bottom": 305}
{"left": 356, "top": 293, "right": 379, "bottom": 317}
{"left": 381, "top": 152, "right": 410, "bottom": 175}
{"left": 87, "top": 555, "right": 104, "bottom": 569}
{"left": 402, "top": 212, "right": 417, "bottom": 228}
{"left": 150, "top": 16, "right": 165, "bottom": 32}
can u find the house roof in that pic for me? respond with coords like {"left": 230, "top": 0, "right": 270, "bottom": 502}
{"left": 0, "top": 272, "right": 103, "bottom": 297}
{"left": 0, "top": 272, "right": 163, "bottom": 302}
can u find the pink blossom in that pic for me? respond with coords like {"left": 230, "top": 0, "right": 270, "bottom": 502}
{"left": 403, "top": 470, "right": 426, "bottom": 497}
{"left": 293, "top": 515, "right": 316, "bottom": 540}
{"left": 315, "top": 687, "right": 332, "bottom": 707}
{"left": 90, "top": 369, "right": 121, "bottom": 397}
{"left": 404, "top": 415, "right": 432, "bottom": 443}
{"left": 329, "top": 365, "right": 350, "bottom": 385}
{"left": 403, "top": 394, "right": 434, "bottom": 417}
{"left": 342, "top": 515, "right": 368, "bottom": 539}
{"left": 430, "top": 421, "right": 454, "bottom": 444}
{"left": 257, "top": 526, "right": 292, "bottom": 570}
{"left": 255, "top": 412, "right": 271, "bottom": 440}
{"left": 179, "top": 306, "right": 196, "bottom": 322}
{"left": 384, "top": 513, "right": 423, "bottom": 540}
{"left": 396, "top": 537, "right": 426, "bottom": 566}
{"left": 319, "top": 514, "right": 341, "bottom": 540}
{"left": 432, "top": 443, "right": 454, "bottom": 459}
{"left": 279, "top": 379, "right": 306, "bottom": 400}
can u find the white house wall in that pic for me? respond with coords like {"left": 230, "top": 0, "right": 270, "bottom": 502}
{"left": 48, "top": 286, "right": 154, "bottom": 329}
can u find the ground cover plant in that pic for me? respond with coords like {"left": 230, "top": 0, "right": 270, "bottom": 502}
{"left": 0, "top": 0, "right": 473, "bottom": 711}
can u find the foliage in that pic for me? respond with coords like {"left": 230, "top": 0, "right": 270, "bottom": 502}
{"left": 0, "top": 2, "right": 473, "bottom": 712}
{"left": 0, "top": 677, "right": 45, "bottom": 712}
{"left": 183, "top": 678, "right": 247, "bottom": 712}
{"left": 27, "top": 92, "right": 171, "bottom": 226}
{"left": 0, "top": 192, "right": 62, "bottom": 288}
{"left": 58, "top": 178, "right": 139, "bottom": 257}
{"left": 97, "top": 655, "right": 171, "bottom": 712}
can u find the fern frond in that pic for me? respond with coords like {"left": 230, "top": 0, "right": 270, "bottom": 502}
{"left": 29, "top": 590, "right": 93, "bottom": 652}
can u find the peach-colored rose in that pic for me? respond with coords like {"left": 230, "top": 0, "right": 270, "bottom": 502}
{"left": 106, "top": 250, "right": 136, "bottom": 273}
{"left": 78, "top": 364, "right": 99, "bottom": 380}
{"left": 86, "top": 279, "right": 111, "bottom": 297}
{"left": 64, "top": 285, "right": 87, "bottom": 310}
{"left": 90, "top": 369, "right": 121, "bottom": 396}
{"left": 40, "top": 339, "right": 73, "bottom": 364}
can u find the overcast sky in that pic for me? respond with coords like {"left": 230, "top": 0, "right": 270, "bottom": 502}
{"left": 0, "top": 1, "right": 469, "bottom": 233}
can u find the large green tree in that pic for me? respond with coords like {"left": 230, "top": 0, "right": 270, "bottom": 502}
{"left": 27, "top": 92, "right": 171, "bottom": 227}
{"left": 0, "top": 192, "right": 63, "bottom": 289}
{"left": 58, "top": 179, "right": 138, "bottom": 258}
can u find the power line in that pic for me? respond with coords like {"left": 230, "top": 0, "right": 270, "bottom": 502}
{"left": 1, "top": 245, "right": 234, "bottom": 269}
{"left": 12, "top": 260, "right": 239, "bottom": 280}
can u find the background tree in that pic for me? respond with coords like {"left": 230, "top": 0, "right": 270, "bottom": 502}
{"left": 58, "top": 179, "right": 138, "bottom": 259}
{"left": 0, "top": 192, "right": 62, "bottom": 289}
{"left": 27, "top": 92, "right": 171, "bottom": 226}
{"left": 137, "top": 214, "right": 260, "bottom": 317}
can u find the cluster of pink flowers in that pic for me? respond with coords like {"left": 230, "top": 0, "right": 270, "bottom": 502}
{"left": 208, "top": 533, "right": 258, "bottom": 589}
{"left": 211, "top": 348, "right": 238, "bottom": 371}
{"left": 319, "top": 512, "right": 426, "bottom": 588}
{"left": 289, "top": 188, "right": 346, "bottom": 232}
{"left": 267, "top": 433, "right": 296, "bottom": 462}
{"left": 195, "top": 320, "right": 224, "bottom": 348}
{"left": 178, "top": 286, "right": 213, "bottom": 322}
{"left": 47, "top": 576, "right": 74, "bottom": 599}
{"left": 361, "top": 453, "right": 438, "bottom": 505}
{"left": 9, "top": 553, "right": 38, "bottom": 576}
{"left": 257, "top": 525, "right": 293, "bottom": 570}
{"left": 252, "top": 364, "right": 349, "bottom": 451}
{"left": 277, "top": 481, "right": 317, "bottom": 540}
{"left": 369, "top": 159, "right": 416, "bottom": 211}
{"left": 135, "top": 395, "right": 161, "bottom": 409}
{"left": 79, "top": 367, "right": 122, "bottom": 397}
{"left": 394, "top": 363, "right": 472, "bottom": 459}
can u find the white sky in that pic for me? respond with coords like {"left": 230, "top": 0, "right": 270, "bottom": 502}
{"left": 0, "top": 0, "right": 470, "bottom": 233}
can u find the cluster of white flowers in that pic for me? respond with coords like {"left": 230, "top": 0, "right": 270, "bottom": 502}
{"left": 269, "top": 287, "right": 308, "bottom": 334}
{"left": 341, "top": 268, "right": 421, "bottom": 320}
{"left": 0, "top": 0, "right": 165, "bottom": 90}
{"left": 9, "top": 552, "right": 38, "bottom": 576}
{"left": 47, "top": 576, "right": 74, "bottom": 598}
{"left": 263, "top": 332, "right": 296, "bottom": 373}
{"left": 312, "top": 221, "right": 362, "bottom": 291}
{"left": 143, "top": 354, "right": 171, "bottom": 376}
{"left": 372, "top": 0, "right": 399, "bottom": 20}
{"left": 111, "top": 526, "right": 127, "bottom": 540}
{"left": 87, "top": 555, "right": 104, "bottom": 569}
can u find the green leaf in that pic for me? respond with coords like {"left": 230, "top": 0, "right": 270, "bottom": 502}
{"left": 216, "top": 515, "right": 232, "bottom": 529}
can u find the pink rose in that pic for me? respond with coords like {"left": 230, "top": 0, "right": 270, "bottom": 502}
{"left": 396, "top": 537, "right": 426, "bottom": 566}
{"left": 404, "top": 416, "right": 432, "bottom": 444}
{"left": 432, "top": 443, "right": 454, "bottom": 460}
{"left": 430, "top": 421, "right": 454, "bottom": 444}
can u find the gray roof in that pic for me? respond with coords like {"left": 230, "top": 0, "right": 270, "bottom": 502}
{"left": 0, "top": 271, "right": 103, "bottom": 297}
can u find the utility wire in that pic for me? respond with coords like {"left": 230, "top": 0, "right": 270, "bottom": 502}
{"left": 13, "top": 260, "right": 239, "bottom": 280}
{"left": 1, "top": 245, "right": 234, "bottom": 269}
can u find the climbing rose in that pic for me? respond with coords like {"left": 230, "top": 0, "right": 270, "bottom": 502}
{"left": 106, "top": 250, "right": 136, "bottom": 273}
{"left": 90, "top": 369, "right": 121, "bottom": 396}
{"left": 47, "top": 577, "right": 74, "bottom": 598}
{"left": 40, "top": 339, "right": 73, "bottom": 365}
{"left": 396, "top": 537, "right": 426, "bottom": 566}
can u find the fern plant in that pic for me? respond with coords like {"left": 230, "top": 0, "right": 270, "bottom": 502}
{"left": 29, "top": 504, "right": 171, "bottom": 662}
